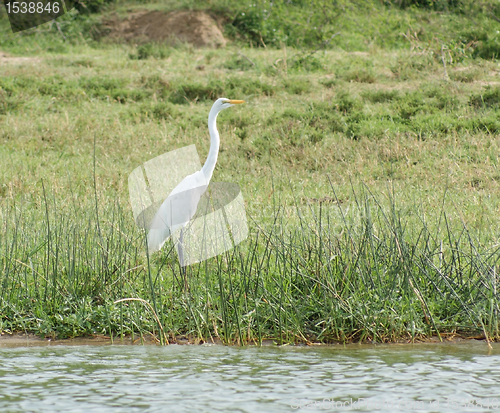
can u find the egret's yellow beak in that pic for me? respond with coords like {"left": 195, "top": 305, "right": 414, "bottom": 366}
{"left": 228, "top": 100, "right": 245, "bottom": 104}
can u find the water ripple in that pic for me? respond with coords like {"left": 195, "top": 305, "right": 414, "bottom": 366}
{"left": 0, "top": 343, "right": 499, "bottom": 412}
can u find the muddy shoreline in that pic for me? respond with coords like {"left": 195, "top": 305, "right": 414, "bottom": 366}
{"left": 0, "top": 332, "right": 494, "bottom": 348}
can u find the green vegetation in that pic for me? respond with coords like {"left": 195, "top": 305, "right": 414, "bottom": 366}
{"left": 1, "top": 0, "right": 500, "bottom": 344}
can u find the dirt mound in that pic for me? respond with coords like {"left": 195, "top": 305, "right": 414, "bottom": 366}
{"left": 103, "top": 10, "right": 227, "bottom": 48}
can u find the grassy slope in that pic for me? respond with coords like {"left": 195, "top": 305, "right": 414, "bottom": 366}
{"left": 0, "top": 1, "right": 500, "bottom": 343}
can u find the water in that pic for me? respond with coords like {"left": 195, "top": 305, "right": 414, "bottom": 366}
{"left": 1, "top": 341, "right": 500, "bottom": 412}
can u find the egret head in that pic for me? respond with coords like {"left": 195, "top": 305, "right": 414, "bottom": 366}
{"left": 215, "top": 98, "right": 245, "bottom": 111}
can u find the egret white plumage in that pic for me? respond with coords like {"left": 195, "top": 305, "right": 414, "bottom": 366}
{"left": 147, "top": 98, "right": 244, "bottom": 254}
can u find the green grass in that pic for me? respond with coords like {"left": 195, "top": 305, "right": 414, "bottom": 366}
{"left": 1, "top": 0, "right": 500, "bottom": 344}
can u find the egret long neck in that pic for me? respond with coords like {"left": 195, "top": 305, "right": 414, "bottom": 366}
{"left": 201, "top": 106, "right": 220, "bottom": 181}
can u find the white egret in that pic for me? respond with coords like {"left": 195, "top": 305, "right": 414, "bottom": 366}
{"left": 147, "top": 98, "right": 245, "bottom": 255}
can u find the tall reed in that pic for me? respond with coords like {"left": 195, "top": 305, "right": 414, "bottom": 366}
{"left": 1, "top": 179, "right": 499, "bottom": 343}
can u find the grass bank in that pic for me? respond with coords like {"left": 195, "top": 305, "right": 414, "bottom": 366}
{"left": 0, "top": 0, "right": 500, "bottom": 344}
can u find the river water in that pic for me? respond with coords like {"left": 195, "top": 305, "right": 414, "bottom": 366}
{"left": 0, "top": 341, "right": 499, "bottom": 412}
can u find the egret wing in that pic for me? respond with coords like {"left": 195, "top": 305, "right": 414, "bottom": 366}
{"left": 147, "top": 171, "right": 208, "bottom": 253}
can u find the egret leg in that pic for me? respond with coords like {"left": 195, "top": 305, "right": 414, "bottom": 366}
{"left": 177, "top": 228, "right": 188, "bottom": 291}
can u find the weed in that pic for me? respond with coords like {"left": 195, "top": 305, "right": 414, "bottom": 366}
{"left": 334, "top": 91, "right": 363, "bottom": 114}
{"left": 282, "top": 78, "right": 311, "bottom": 95}
{"left": 227, "top": 77, "right": 276, "bottom": 97}
{"left": 223, "top": 54, "right": 255, "bottom": 71}
{"left": 361, "top": 90, "right": 400, "bottom": 103}
{"left": 168, "top": 81, "right": 224, "bottom": 104}
{"left": 342, "top": 69, "right": 376, "bottom": 84}
{"left": 319, "top": 78, "right": 337, "bottom": 89}
{"left": 129, "top": 42, "right": 172, "bottom": 60}
{"left": 126, "top": 102, "right": 178, "bottom": 122}
{"left": 470, "top": 87, "right": 500, "bottom": 109}
{"left": 449, "top": 69, "right": 479, "bottom": 83}
{"left": 290, "top": 55, "right": 325, "bottom": 73}
{"left": 0, "top": 89, "right": 22, "bottom": 115}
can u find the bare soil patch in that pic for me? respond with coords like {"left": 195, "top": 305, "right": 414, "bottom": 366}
{"left": 102, "top": 10, "right": 227, "bottom": 48}
{"left": 0, "top": 51, "right": 41, "bottom": 64}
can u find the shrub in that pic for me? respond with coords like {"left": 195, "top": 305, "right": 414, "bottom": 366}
{"left": 66, "top": 0, "right": 115, "bottom": 14}
{"left": 392, "top": 0, "right": 463, "bottom": 10}
{"left": 459, "top": 28, "right": 500, "bottom": 60}
{"left": 225, "top": 0, "right": 341, "bottom": 48}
